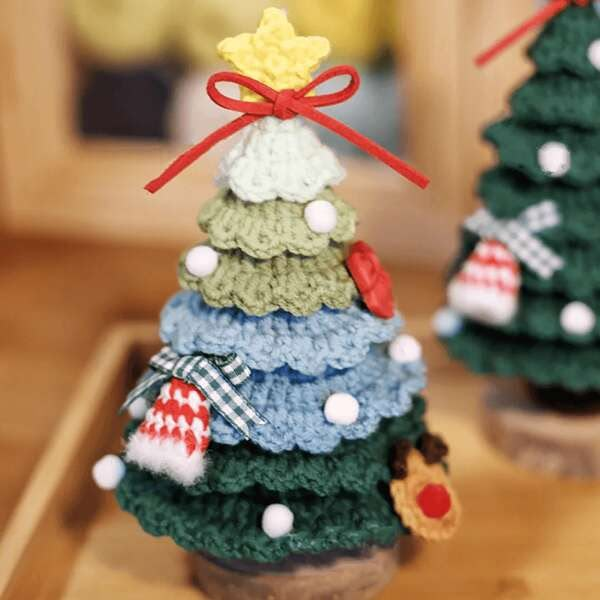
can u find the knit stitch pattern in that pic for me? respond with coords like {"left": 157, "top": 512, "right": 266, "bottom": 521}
{"left": 454, "top": 231, "right": 600, "bottom": 300}
{"left": 160, "top": 291, "right": 401, "bottom": 375}
{"left": 528, "top": 3, "right": 600, "bottom": 78}
{"left": 511, "top": 74, "right": 600, "bottom": 129}
{"left": 479, "top": 168, "right": 600, "bottom": 244}
{"left": 216, "top": 117, "right": 346, "bottom": 203}
{"left": 189, "top": 345, "right": 424, "bottom": 453}
{"left": 123, "top": 398, "right": 426, "bottom": 496}
{"left": 493, "top": 289, "right": 600, "bottom": 345}
{"left": 178, "top": 245, "right": 358, "bottom": 316}
{"left": 116, "top": 474, "right": 404, "bottom": 563}
{"left": 198, "top": 188, "right": 356, "bottom": 259}
{"left": 485, "top": 119, "right": 600, "bottom": 186}
{"left": 445, "top": 321, "right": 600, "bottom": 391}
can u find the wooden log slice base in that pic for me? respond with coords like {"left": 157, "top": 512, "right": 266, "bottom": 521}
{"left": 482, "top": 379, "right": 600, "bottom": 478}
{"left": 190, "top": 540, "right": 418, "bottom": 600}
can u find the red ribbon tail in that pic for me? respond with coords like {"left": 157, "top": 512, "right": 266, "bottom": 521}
{"left": 474, "top": 0, "right": 570, "bottom": 67}
{"left": 294, "top": 103, "right": 430, "bottom": 189}
{"left": 145, "top": 114, "right": 259, "bottom": 194}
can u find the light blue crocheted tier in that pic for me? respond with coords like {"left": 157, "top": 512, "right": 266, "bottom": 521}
{"left": 160, "top": 291, "right": 402, "bottom": 376}
{"left": 210, "top": 345, "right": 426, "bottom": 453}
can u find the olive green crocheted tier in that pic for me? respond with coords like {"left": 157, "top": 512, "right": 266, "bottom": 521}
{"left": 178, "top": 246, "right": 358, "bottom": 316}
{"left": 485, "top": 120, "right": 600, "bottom": 187}
{"left": 198, "top": 189, "right": 356, "bottom": 259}
{"left": 510, "top": 74, "right": 600, "bottom": 129}
{"left": 445, "top": 322, "right": 600, "bottom": 392}
{"left": 123, "top": 398, "right": 425, "bottom": 497}
{"left": 116, "top": 475, "right": 404, "bottom": 563}
{"left": 455, "top": 231, "right": 600, "bottom": 300}
{"left": 529, "top": 4, "right": 600, "bottom": 78}
{"left": 479, "top": 168, "right": 600, "bottom": 244}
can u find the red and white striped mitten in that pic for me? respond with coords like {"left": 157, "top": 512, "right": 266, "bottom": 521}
{"left": 447, "top": 239, "right": 520, "bottom": 326}
{"left": 125, "top": 378, "right": 210, "bottom": 486}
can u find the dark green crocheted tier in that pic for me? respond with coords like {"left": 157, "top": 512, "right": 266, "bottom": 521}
{"left": 510, "top": 73, "right": 600, "bottom": 129}
{"left": 198, "top": 188, "right": 356, "bottom": 260}
{"left": 479, "top": 168, "right": 600, "bottom": 244}
{"left": 529, "top": 4, "right": 600, "bottom": 78}
{"left": 485, "top": 120, "right": 600, "bottom": 187}
{"left": 178, "top": 245, "right": 358, "bottom": 316}
{"left": 445, "top": 322, "right": 600, "bottom": 392}
{"left": 117, "top": 475, "right": 405, "bottom": 563}
{"left": 454, "top": 231, "right": 600, "bottom": 300}
{"left": 490, "top": 290, "right": 600, "bottom": 345}
{"left": 123, "top": 398, "right": 425, "bottom": 497}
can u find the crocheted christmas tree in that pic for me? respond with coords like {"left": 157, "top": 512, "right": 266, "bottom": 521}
{"left": 94, "top": 7, "right": 459, "bottom": 565}
{"left": 439, "top": 2, "right": 600, "bottom": 401}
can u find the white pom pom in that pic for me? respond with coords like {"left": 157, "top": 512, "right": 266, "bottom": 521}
{"left": 323, "top": 393, "right": 360, "bottom": 426}
{"left": 432, "top": 307, "right": 463, "bottom": 338}
{"left": 388, "top": 334, "right": 422, "bottom": 364}
{"left": 304, "top": 199, "right": 338, "bottom": 234}
{"left": 262, "top": 503, "right": 294, "bottom": 539}
{"left": 92, "top": 454, "right": 125, "bottom": 490}
{"left": 127, "top": 397, "right": 149, "bottom": 419}
{"left": 560, "top": 301, "right": 596, "bottom": 336}
{"left": 538, "top": 141, "right": 571, "bottom": 177}
{"left": 185, "top": 246, "right": 219, "bottom": 278}
{"left": 588, "top": 39, "right": 600, "bottom": 71}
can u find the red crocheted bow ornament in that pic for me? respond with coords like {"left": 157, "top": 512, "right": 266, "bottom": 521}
{"left": 145, "top": 65, "right": 429, "bottom": 193}
{"left": 346, "top": 241, "right": 395, "bottom": 319}
{"left": 475, "top": 0, "right": 590, "bottom": 66}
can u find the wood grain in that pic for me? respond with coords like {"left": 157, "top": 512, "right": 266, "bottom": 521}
{"left": 484, "top": 380, "right": 600, "bottom": 478}
{"left": 401, "top": 0, "right": 535, "bottom": 217}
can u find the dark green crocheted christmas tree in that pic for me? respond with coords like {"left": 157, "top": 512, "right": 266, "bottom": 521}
{"left": 441, "top": 3, "right": 600, "bottom": 396}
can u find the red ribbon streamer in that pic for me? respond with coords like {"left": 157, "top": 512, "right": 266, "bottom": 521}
{"left": 145, "top": 65, "right": 429, "bottom": 193}
{"left": 475, "top": 0, "right": 589, "bottom": 67}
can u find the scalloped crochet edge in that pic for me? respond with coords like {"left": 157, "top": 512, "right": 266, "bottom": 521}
{"left": 198, "top": 188, "right": 356, "bottom": 259}
{"left": 178, "top": 246, "right": 358, "bottom": 316}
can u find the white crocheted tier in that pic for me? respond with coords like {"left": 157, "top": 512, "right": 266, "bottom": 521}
{"left": 216, "top": 117, "right": 346, "bottom": 203}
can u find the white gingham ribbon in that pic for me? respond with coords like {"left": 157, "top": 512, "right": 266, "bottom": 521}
{"left": 121, "top": 347, "right": 266, "bottom": 439}
{"left": 464, "top": 200, "right": 564, "bottom": 279}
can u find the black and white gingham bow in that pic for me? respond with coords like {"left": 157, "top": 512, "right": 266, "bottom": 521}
{"left": 464, "top": 201, "right": 564, "bottom": 279}
{"left": 121, "top": 346, "right": 266, "bottom": 439}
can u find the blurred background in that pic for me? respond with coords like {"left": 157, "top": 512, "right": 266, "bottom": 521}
{"left": 0, "top": 0, "right": 537, "bottom": 547}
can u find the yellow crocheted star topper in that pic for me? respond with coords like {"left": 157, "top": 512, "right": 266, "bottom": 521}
{"left": 217, "top": 7, "right": 331, "bottom": 102}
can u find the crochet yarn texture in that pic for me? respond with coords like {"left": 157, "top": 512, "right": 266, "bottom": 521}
{"left": 178, "top": 246, "right": 358, "bottom": 316}
{"left": 529, "top": 5, "right": 600, "bottom": 77}
{"left": 109, "top": 7, "right": 460, "bottom": 566}
{"left": 441, "top": 1, "right": 600, "bottom": 395}
{"left": 116, "top": 473, "right": 403, "bottom": 563}
{"left": 160, "top": 291, "right": 401, "bottom": 375}
{"left": 170, "top": 344, "right": 425, "bottom": 453}
{"left": 479, "top": 168, "right": 600, "bottom": 243}
{"left": 122, "top": 397, "right": 426, "bottom": 496}
{"left": 216, "top": 117, "right": 345, "bottom": 203}
{"left": 198, "top": 188, "right": 356, "bottom": 259}
{"left": 486, "top": 120, "right": 600, "bottom": 186}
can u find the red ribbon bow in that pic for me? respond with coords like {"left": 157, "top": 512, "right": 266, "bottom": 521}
{"left": 475, "top": 0, "right": 589, "bottom": 66}
{"left": 346, "top": 241, "right": 395, "bottom": 319}
{"left": 145, "top": 65, "right": 429, "bottom": 193}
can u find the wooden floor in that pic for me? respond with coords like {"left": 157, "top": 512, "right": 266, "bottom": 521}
{"left": 0, "top": 233, "right": 446, "bottom": 536}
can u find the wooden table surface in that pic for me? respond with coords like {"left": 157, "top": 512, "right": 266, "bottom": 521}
{"left": 0, "top": 233, "right": 444, "bottom": 536}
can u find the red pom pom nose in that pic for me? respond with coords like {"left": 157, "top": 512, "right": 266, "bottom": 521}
{"left": 416, "top": 483, "right": 452, "bottom": 519}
